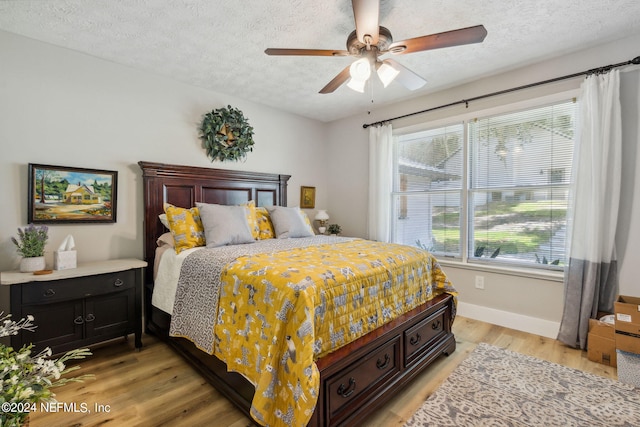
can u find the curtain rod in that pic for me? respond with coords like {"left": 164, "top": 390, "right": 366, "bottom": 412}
{"left": 362, "top": 55, "right": 640, "bottom": 129}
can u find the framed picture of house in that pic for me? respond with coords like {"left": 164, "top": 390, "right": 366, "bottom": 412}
{"left": 27, "top": 163, "right": 118, "bottom": 223}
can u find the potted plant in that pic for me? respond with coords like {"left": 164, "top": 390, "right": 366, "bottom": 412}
{"left": 0, "top": 313, "right": 92, "bottom": 427}
{"left": 327, "top": 224, "right": 342, "bottom": 235}
{"left": 11, "top": 225, "right": 48, "bottom": 272}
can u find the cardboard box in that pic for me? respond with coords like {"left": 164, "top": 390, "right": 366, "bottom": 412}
{"left": 616, "top": 331, "right": 640, "bottom": 354}
{"left": 615, "top": 295, "right": 640, "bottom": 324}
{"left": 53, "top": 250, "right": 77, "bottom": 270}
{"left": 617, "top": 349, "right": 640, "bottom": 387}
{"left": 614, "top": 295, "right": 640, "bottom": 354}
{"left": 587, "top": 318, "right": 617, "bottom": 367}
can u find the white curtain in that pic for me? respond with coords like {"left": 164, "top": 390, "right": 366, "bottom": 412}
{"left": 368, "top": 123, "right": 393, "bottom": 242}
{"left": 557, "top": 70, "right": 622, "bottom": 349}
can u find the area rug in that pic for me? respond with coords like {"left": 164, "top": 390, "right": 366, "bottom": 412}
{"left": 404, "top": 342, "right": 640, "bottom": 426}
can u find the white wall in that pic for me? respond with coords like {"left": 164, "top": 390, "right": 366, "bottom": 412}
{"left": 326, "top": 33, "right": 640, "bottom": 337}
{"left": 0, "top": 30, "right": 328, "bottom": 271}
{"left": 617, "top": 68, "right": 640, "bottom": 298}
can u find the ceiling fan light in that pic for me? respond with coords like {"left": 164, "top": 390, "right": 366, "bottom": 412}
{"left": 377, "top": 61, "right": 400, "bottom": 87}
{"left": 349, "top": 57, "right": 371, "bottom": 81}
{"left": 347, "top": 77, "right": 366, "bottom": 93}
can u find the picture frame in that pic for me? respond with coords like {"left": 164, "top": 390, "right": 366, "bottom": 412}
{"left": 300, "top": 186, "right": 316, "bottom": 209}
{"left": 28, "top": 163, "right": 118, "bottom": 224}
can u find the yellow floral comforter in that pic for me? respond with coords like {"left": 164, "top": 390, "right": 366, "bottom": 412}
{"left": 213, "top": 239, "right": 456, "bottom": 427}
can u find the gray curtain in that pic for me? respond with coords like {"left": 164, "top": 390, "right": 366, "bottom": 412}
{"left": 557, "top": 70, "right": 622, "bottom": 349}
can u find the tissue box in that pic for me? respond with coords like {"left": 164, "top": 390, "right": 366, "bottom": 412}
{"left": 54, "top": 250, "right": 77, "bottom": 270}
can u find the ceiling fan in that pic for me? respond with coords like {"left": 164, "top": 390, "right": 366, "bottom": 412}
{"left": 265, "top": 0, "right": 487, "bottom": 94}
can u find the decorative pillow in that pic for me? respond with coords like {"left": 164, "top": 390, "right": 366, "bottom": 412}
{"left": 255, "top": 207, "right": 275, "bottom": 239}
{"left": 298, "top": 208, "right": 313, "bottom": 230}
{"left": 197, "top": 202, "right": 255, "bottom": 247}
{"left": 242, "top": 200, "right": 260, "bottom": 240}
{"left": 164, "top": 203, "right": 206, "bottom": 253}
{"left": 266, "top": 206, "right": 315, "bottom": 238}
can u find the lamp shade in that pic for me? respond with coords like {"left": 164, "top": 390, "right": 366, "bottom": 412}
{"left": 315, "top": 210, "right": 329, "bottom": 221}
{"left": 377, "top": 60, "right": 400, "bottom": 87}
{"left": 349, "top": 57, "right": 371, "bottom": 81}
{"left": 346, "top": 78, "right": 366, "bottom": 93}
{"left": 347, "top": 57, "right": 371, "bottom": 93}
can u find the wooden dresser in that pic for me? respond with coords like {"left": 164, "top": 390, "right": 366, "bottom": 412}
{"left": 0, "top": 259, "right": 146, "bottom": 355}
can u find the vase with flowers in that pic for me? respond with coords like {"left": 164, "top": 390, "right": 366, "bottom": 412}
{"left": 0, "top": 313, "right": 92, "bottom": 427}
{"left": 11, "top": 225, "right": 48, "bottom": 273}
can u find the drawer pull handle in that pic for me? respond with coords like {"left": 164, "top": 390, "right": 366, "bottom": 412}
{"left": 337, "top": 377, "right": 356, "bottom": 398}
{"left": 85, "top": 313, "right": 96, "bottom": 322}
{"left": 114, "top": 279, "right": 124, "bottom": 287}
{"left": 74, "top": 316, "right": 85, "bottom": 325}
{"left": 43, "top": 288, "right": 56, "bottom": 297}
{"left": 432, "top": 320, "right": 442, "bottom": 330}
{"left": 409, "top": 333, "right": 422, "bottom": 346}
{"left": 376, "top": 354, "right": 390, "bottom": 370}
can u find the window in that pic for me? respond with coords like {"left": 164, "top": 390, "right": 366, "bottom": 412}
{"left": 393, "top": 124, "right": 464, "bottom": 256}
{"left": 392, "top": 100, "right": 577, "bottom": 270}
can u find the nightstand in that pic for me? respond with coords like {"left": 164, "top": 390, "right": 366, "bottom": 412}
{"left": 0, "top": 259, "right": 146, "bottom": 355}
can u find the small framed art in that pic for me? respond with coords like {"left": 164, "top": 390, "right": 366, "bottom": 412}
{"left": 300, "top": 186, "right": 316, "bottom": 209}
{"left": 28, "top": 163, "right": 118, "bottom": 223}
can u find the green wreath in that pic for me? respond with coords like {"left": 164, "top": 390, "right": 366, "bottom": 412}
{"left": 199, "top": 105, "right": 255, "bottom": 162}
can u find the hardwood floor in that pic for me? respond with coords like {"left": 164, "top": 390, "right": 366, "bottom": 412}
{"left": 29, "top": 317, "right": 617, "bottom": 427}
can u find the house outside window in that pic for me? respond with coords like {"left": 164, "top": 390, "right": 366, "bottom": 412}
{"left": 548, "top": 168, "right": 565, "bottom": 184}
{"left": 392, "top": 99, "right": 577, "bottom": 270}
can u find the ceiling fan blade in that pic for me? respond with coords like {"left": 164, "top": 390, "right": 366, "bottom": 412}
{"left": 384, "top": 59, "right": 427, "bottom": 90}
{"left": 265, "top": 48, "right": 349, "bottom": 57}
{"left": 388, "top": 25, "right": 487, "bottom": 55}
{"left": 352, "top": 0, "right": 380, "bottom": 45}
{"left": 319, "top": 65, "right": 352, "bottom": 94}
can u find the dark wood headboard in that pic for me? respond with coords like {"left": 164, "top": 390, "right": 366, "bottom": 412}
{"left": 138, "top": 161, "right": 290, "bottom": 282}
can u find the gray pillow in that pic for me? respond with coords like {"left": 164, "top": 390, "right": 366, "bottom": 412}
{"left": 266, "top": 206, "right": 315, "bottom": 238}
{"left": 196, "top": 203, "right": 255, "bottom": 247}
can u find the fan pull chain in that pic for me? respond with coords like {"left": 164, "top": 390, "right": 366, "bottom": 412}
{"left": 369, "top": 76, "right": 375, "bottom": 105}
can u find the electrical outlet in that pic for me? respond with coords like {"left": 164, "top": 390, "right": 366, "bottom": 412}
{"left": 475, "top": 275, "right": 485, "bottom": 290}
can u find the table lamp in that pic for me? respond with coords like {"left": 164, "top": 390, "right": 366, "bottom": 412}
{"left": 315, "top": 210, "right": 329, "bottom": 234}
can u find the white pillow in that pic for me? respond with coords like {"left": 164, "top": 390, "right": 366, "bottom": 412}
{"left": 266, "top": 206, "right": 315, "bottom": 238}
{"left": 159, "top": 213, "right": 170, "bottom": 229}
{"left": 196, "top": 203, "right": 255, "bottom": 247}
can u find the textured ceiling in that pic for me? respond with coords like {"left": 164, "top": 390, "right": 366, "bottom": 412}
{"left": 1, "top": 0, "right": 640, "bottom": 122}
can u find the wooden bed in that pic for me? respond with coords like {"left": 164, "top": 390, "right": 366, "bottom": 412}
{"left": 139, "top": 161, "right": 456, "bottom": 427}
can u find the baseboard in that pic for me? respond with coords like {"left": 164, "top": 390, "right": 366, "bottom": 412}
{"left": 457, "top": 301, "right": 560, "bottom": 339}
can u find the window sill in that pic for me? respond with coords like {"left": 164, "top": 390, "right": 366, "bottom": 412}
{"left": 437, "top": 258, "right": 565, "bottom": 283}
